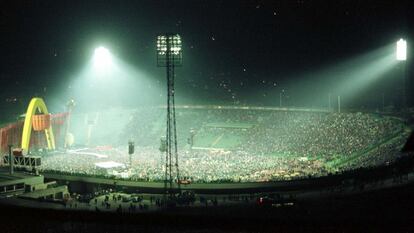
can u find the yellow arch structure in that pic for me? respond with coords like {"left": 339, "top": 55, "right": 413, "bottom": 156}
{"left": 21, "top": 98, "right": 55, "bottom": 153}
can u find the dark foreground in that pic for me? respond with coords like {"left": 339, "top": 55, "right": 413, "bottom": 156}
{"left": 2, "top": 183, "right": 414, "bottom": 233}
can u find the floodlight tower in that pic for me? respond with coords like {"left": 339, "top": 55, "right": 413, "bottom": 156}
{"left": 157, "top": 34, "right": 182, "bottom": 200}
{"left": 396, "top": 38, "right": 407, "bottom": 110}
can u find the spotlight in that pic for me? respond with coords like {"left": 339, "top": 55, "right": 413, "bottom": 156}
{"left": 93, "top": 46, "right": 112, "bottom": 70}
{"left": 396, "top": 38, "right": 407, "bottom": 61}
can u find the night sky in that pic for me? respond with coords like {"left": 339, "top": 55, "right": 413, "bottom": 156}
{"left": 0, "top": 0, "right": 411, "bottom": 117}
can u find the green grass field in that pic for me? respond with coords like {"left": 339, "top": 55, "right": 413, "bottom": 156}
{"left": 193, "top": 130, "right": 244, "bottom": 149}
{"left": 192, "top": 122, "right": 255, "bottom": 149}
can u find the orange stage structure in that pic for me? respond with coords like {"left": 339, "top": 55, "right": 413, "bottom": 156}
{"left": 0, "top": 112, "right": 69, "bottom": 155}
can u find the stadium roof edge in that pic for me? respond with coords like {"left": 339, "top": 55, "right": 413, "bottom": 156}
{"left": 156, "top": 105, "right": 331, "bottom": 113}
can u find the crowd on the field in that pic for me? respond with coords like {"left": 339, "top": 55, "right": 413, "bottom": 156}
{"left": 38, "top": 109, "right": 406, "bottom": 183}
{"left": 39, "top": 148, "right": 332, "bottom": 182}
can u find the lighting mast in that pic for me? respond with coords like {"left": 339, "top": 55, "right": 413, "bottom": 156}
{"left": 396, "top": 38, "right": 407, "bottom": 110}
{"left": 157, "top": 34, "right": 183, "bottom": 202}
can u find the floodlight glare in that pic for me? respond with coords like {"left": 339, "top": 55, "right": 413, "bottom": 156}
{"left": 156, "top": 34, "right": 182, "bottom": 66}
{"left": 93, "top": 46, "right": 112, "bottom": 70}
{"left": 396, "top": 38, "right": 407, "bottom": 61}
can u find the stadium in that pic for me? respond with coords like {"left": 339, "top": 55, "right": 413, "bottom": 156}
{"left": 1, "top": 1, "right": 413, "bottom": 232}
{"left": 1, "top": 104, "right": 411, "bottom": 193}
{"left": 43, "top": 107, "right": 410, "bottom": 182}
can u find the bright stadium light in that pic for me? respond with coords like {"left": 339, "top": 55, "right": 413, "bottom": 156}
{"left": 396, "top": 38, "right": 407, "bottom": 61}
{"left": 156, "top": 34, "right": 182, "bottom": 66}
{"left": 156, "top": 33, "right": 183, "bottom": 199}
{"left": 93, "top": 46, "right": 112, "bottom": 70}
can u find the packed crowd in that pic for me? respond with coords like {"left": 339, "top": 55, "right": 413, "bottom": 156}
{"left": 37, "top": 108, "right": 407, "bottom": 182}
{"left": 243, "top": 111, "right": 403, "bottom": 159}
{"left": 39, "top": 147, "right": 329, "bottom": 182}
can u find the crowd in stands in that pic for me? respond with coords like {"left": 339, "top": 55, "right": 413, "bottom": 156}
{"left": 37, "top": 108, "right": 407, "bottom": 183}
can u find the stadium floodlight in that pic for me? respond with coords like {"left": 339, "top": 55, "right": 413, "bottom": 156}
{"left": 156, "top": 33, "right": 183, "bottom": 200}
{"left": 396, "top": 38, "right": 407, "bottom": 61}
{"left": 93, "top": 46, "right": 112, "bottom": 70}
{"left": 157, "top": 34, "right": 182, "bottom": 67}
